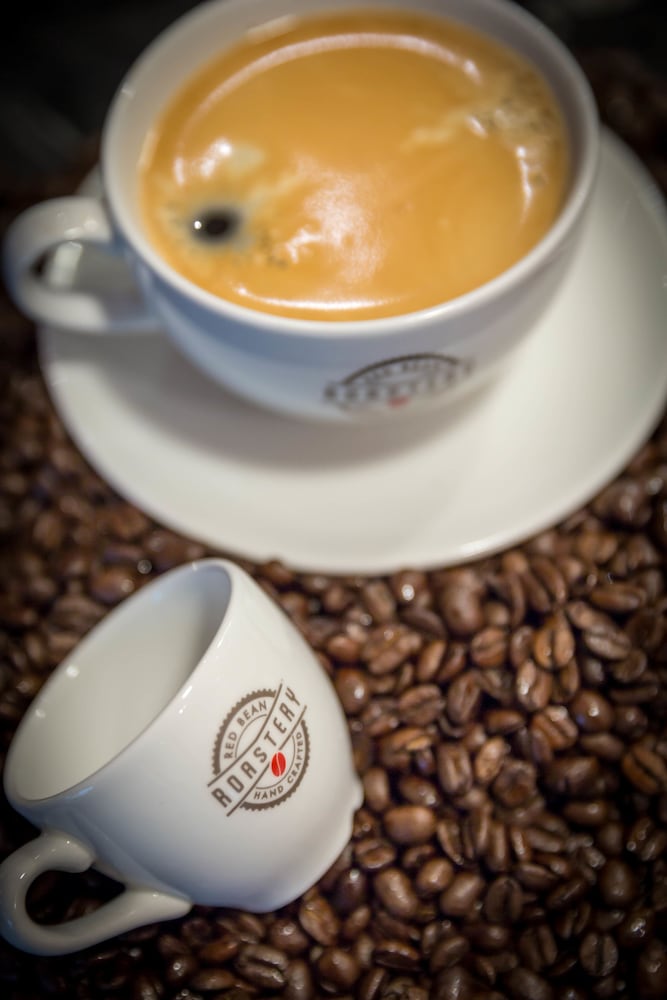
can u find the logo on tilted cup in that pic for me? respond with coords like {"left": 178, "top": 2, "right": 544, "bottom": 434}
{"left": 324, "top": 353, "right": 473, "bottom": 412}
{"left": 209, "top": 684, "right": 310, "bottom": 815}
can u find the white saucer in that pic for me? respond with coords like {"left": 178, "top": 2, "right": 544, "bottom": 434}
{"left": 38, "top": 130, "right": 667, "bottom": 574}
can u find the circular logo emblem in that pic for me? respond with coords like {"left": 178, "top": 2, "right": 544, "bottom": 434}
{"left": 324, "top": 353, "right": 472, "bottom": 412}
{"left": 209, "top": 685, "right": 310, "bottom": 815}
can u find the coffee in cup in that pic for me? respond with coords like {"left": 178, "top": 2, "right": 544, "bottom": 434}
{"left": 139, "top": 8, "right": 570, "bottom": 322}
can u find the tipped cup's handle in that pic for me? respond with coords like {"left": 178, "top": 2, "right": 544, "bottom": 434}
{"left": 0, "top": 832, "right": 191, "bottom": 956}
{"left": 2, "top": 197, "right": 160, "bottom": 334}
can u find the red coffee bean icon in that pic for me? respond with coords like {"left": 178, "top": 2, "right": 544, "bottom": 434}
{"left": 271, "top": 752, "right": 286, "bottom": 777}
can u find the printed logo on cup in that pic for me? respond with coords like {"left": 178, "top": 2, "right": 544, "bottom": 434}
{"left": 324, "top": 354, "right": 473, "bottom": 412}
{"left": 209, "top": 683, "right": 310, "bottom": 814}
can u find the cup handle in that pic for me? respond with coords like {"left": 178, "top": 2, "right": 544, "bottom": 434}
{"left": 0, "top": 831, "right": 192, "bottom": 955}
{"left": 2, "top": 196, "right": 161, "bottom": 334}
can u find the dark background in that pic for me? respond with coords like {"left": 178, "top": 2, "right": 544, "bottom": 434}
{"left": 0, "top": 0, "right": 665, "bottom": 182}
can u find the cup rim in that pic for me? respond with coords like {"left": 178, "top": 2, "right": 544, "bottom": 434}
{"left": 102, "top": 0, "right": 600, "bottom": 339}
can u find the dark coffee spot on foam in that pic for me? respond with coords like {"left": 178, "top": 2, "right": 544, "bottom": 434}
{"left": 191, "top": 207, "right": 241, "bottom": 242}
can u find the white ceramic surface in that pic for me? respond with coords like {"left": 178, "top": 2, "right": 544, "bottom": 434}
{"left": 39, "top": 131, "right": 667, "bottom": 574}
{"left": 0, "top": 559, "right": 362, "bottom": 955}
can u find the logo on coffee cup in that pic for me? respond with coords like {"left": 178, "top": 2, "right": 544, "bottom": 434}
{"left": 209, "top": 684, "right": 309, "bottom": 815}
{"left": 324, "top": 353, "right": 472, "bottom": 411}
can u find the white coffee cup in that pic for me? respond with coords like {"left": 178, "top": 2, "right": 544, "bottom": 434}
{"left": 0, "top": 558, "right": 362, "bottom": 956}
{"left": 2, "top": 0, "right": 599, "bottom": 423}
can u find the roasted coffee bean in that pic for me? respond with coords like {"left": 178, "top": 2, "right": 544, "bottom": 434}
{"left": 590, "top": 581, "right": 646, "bottom": 613}
{"left": 429, "top": 933, "right": 469, "bottom": 973}
{"left": 436, "top": 816, "right": 465, "bottom": 867}
{"left": 553, "top": 901, "right": 593, "bottom": 941}
{"left": 438, "top": 579, "right": 485, "bottom": 636}
{"left": 398, "top": 684, "right": 444, "bottom": 726}
{"left": 474, "top": 949, "right": 518, "bottom": 985}
{"left": 355, "top": 836, "right": 397, "bottom": 872}
{"left": 235, "top": 943, "right": 289, "bottom": 990}
{"left": 485, "top": 820, "right": 511, "bottom": 873}
{"left": 485, "top": 708, "right": 525, "bottom": 735}
{"left": 298, "top": 893, "right": 340, "bottom": 945}
{"left": 188, "top": 968, "right": 237, "bottom": 991}
{"left": 492, "top": 759, "right": 537, "bottom": 808}
{"left": 595, "top": 821, "right": 625, "bottom": 857}
{"left": 315, "top": 946, "right": 361, "bottom": 991}
{"left": 378, "top": 726, "right": 434, "bottom": 770}
{"left": 384, "top": 804, "right": 436, "bottom": 845}
{"left": 524, "top": 825, "right": 565, "bottom": 854}
{"left": 582, "top": 621, "right": 632, "bottom": 661}
{"left": 622, "top": 742, "right": 667, "bottom": 793}
{"left": 474, "top": 737, "right": 510, "bottom": 784}
{"left": 89, "top": 565, "right": 138, "bottom": 605}
{"left": 616, "top": 907, "right": 655, "bottom": 948}
{"left": 476, "top": 666, "right": 514, "bottom": 704}
{"left": 397, "top": 775, "right": 441, "bottom": 810}
{"left": 461, "top": 722, "right": 487, "bottom": 754}
{"left": 597, "top": 858, "right": 639, "bottom": 906}
{"left": 611, "top": 648, "right": 648, "bottom": 683}
{"left": 579, "top": 732, "right": 624, "bottom": 761}
{"left": 363, "top": 624, "right": 422, "bottom": 675}
{"left": 362, "top": 580, "right": 397, "bottom": 623}
{"left": 470, "top": 626, "right": 508, "bottom": 669}
{"left": 284, "top": 958, "right": 315, "bottom": 1000}
{"left": 364, "top": 766, "right": 391, "bottom": 813}
{"left": 373, "top": 939, "right": 421, "bottom": 971}
{"left": 553, "top": 659, "right": 581, "bottom": 703}
{"left": 432, "top": 963, "right": 477, "bottom": 999}
{"left": 437, "top": 641, "right": 467, "bottom": 683}
{"left": 334, "top": 667, "right": 371, "bottom": 714}
{"left": 562, "top": 799, "right": 610, "bottom": 827}
{"left": 517, "top": 924, "right": 558, "bottom": 972}
{"left": 545, "top": 876, "right": 588, "bottom": 911}
{"left": 570, "top": 690, "right": 615, "bottom": 733}
{"left": 461, "top": 806, "right": 491, "bottom": 860}
{"left": 415, "top": 857, "right": 454, "bottom": 896}
{"left": 531, "top": 706, "right": 578, "bottom": 750}
{"left": 439, "top": 873, "right": 485, "bottom": 917}
{"left": 546, "top": 756, "right": 599, "bottom": 796}
{"left": 626, "top": 815, "right": 667, "bottom": 861}
{"left": 446, "top": 671, "right": 482, "bottom": 725}
{"left": 532, "top": 614, "right": 575, "bottom": 670}
{"left": 416, "top": 638, "right": 447, "bottom": 680}
{"left": 504, "top": 965, "right": 555, "bottom": 1000}
{"left": 353, "top": 806, "right": 381, "bottom": 840}
{"left": 515, "top": 660, "right": 553, "bottom": 712}
{"left": 637, "top": 940, "right": 667, "bottom": 999}
{"left": 530, "top": 554, "right": 568, "bottom": 605}
{"left": 374, "top": 867, "right": 419, "bottom": 919}
{"left": 592, "top": 478, "right": 650, "bottom": 527}
{"left": 483, "top": 876, "right": 523, "bottom": 923}
{"left": 578, "top": 932, "right": 618, "bottom": 978}
{"left": 332, "top": 867, "right": 367, "bottom": 915}
{"left": 342, "top": 904, "right": 372, "bottom": 939}
{"left": 437, "top": 743, "right": 473, "bottom": 797}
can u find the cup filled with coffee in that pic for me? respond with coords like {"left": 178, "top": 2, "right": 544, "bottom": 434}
{"left": 0, "top": 559, "right": 363, "bottom": 955}
{"left": 3, "top": 0, "right": 599, "bottom": 422}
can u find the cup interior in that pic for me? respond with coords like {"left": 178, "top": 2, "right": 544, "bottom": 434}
{"left": 103, "top": 0, "right": 599, "bottom": 325}
{"left": 7, "top": 562, "right": 231, "bottom": 802}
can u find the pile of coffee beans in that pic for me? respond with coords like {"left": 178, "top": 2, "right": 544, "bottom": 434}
{"left": 1, "top": 343, "right": 667, "bottom": 1000}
